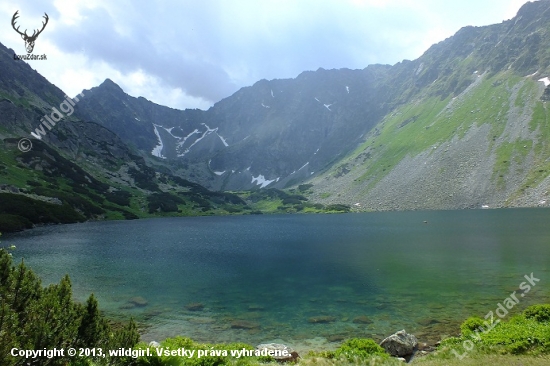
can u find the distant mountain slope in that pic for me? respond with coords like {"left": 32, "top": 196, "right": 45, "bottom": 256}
{"left": 309, "top": 0, "right": 550, "bottom": 210}
{"left": 8, "top": 0, "right": 549, "bottom": 212}
{"left": 74, "top": 1, "right": 550, "bottom": 201}
{"left": 0, "top": 42, "right": 253, "bottom": 232}
{"left": 75, "top": 66, "right": 398, "bottom": 191}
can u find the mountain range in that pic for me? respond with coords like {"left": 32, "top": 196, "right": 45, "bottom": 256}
{"left": 1, "top": 0, "right": 550, "bottom": 232}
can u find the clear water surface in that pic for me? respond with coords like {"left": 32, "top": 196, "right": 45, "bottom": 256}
{"left": 4, "top": 209, "right": 550, "bottom": 351}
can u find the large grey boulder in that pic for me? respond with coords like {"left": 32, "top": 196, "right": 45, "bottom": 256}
{"left": 379, "top": 330, "right": 418, "bottom": 357}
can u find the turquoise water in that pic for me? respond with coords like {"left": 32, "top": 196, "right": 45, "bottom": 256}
{"left": 4, "top": 209, "right": 550, "bottom": 350}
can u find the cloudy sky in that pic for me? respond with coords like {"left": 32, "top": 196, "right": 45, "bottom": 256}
{"left": 0, "top": 0, "right": 529, "bottom": 110}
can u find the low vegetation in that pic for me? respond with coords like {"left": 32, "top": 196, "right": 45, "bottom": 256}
{"left": 0, "top": 241, "right": 139, "bottom": 366}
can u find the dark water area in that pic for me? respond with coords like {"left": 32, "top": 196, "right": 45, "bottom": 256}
{"left": 4, "top": 209, "right": 550, "bottom": 351}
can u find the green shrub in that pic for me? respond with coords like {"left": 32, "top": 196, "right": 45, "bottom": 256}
{"left": 460, "top": 316, "right": 486, "bottom": 336}
{"left": 325, "top": 204, "right": 351, "bottom": 212}
{"left": 105, "top": 190, "right": 132, "bottom": 206}
{"left": 0, "top": 246, "right": 139, "bottom": 366}
{"left": 0, "top": 214, "right": 33, "bottom": 232}
{"left": 524, "top": 304, "right": 550, "bottom": 323}
{"left": 333, "top": 338, "right": 389, "bottom": 361}
{"left": 136, "top": 337, "right": 261, "bottom": 366}
{"left": 147, "top": 192, "right": 184, "bottom": 213}
{"left": 0, "top": 193, "right": 85, "bottom": 231}
{"left": 453, "top": 306, "right": 550, "bottom": 355}
{"left": 298, "top": 184, "right": 314, "bottom": 192}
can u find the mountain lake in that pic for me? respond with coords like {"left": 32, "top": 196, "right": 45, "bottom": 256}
{"left": 4, "top": 208, "right": 550, "bottom": 352}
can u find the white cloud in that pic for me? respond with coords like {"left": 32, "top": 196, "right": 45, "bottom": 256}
{"left": 0, "top": 0, "right": 530, "bottom": 110}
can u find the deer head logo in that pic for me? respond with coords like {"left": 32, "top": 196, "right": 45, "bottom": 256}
{"left": 11, "top": 11, "right": 49, "bottom": 54}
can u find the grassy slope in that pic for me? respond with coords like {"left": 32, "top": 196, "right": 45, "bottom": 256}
{"left": 313, "top": 70, "right": 550, "bottom": 205}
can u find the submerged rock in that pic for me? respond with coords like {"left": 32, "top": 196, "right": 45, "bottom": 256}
{"left": 248, "top": 304, "right": 265, "bottom": 311}
{"left": 308, "top": 316, "right": 336, "bottom": 324}
{"left": 326, "top": 334, "right": 346, "bottom": 342}
{"left": 256, "top": 343, "right": 299, "bottom": 362}
{"left": 185, "top": 302, "right": 204, "bottom": 311}
{"left": 230, "top": 320, "right": 260, "bottom": 330}
{"left": 380, "top": 329, "right": 418, "bottom": 357}
{"left": 129, "top": 296, "right": 148, "bottom": 307}
{"left": 352, "top": 315, "right": 373, "bottom": 324}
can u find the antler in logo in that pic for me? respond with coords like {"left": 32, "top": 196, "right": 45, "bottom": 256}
{"left": 11, "top": 10, "right": 49, "bottom": 54}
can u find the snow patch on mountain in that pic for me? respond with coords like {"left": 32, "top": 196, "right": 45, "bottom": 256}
{"left": 298, "top": 162, "right": 309, "bottom": 171}
{"left": 538, "top": 77, "right": 550, "bottom": 86}
{"left": 176, "top": 129, "right": 200, "bottom": 149}
{"left": 176, "top": 123, "right": 226, "bottom": 156}
{"left": 251, "top": 174, "right": 277, "bottom": 188}
{"left": 213, "top": 171, "right": 226, "bottom": 176}
{"left": 271, "top": 89, "right": 274, "bottom": 98}
{"left": 261, "top": 103, "right": 270, "bottom": 108}
{"left": 151, "top": 124, "right": 166, "bottom": 159}
{"left": 346, "top": 86, "right": 349, "bottom": 93}
{"left": 324, "top": 104, "right": 332, "bottom": 111}
{"left": 217, "top": 133, "right": 229, "bottom": 147}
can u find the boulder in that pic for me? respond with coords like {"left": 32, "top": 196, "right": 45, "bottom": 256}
{"left": 256, "top": 343, "right": 299, "bottom": 363}
{"left": 379, "top": 329, "right": 418, "bottom": 357}
{"left": 148, "top": 341, "right": 161, "bottom": 347}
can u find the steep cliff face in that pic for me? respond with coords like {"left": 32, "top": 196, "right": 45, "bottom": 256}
{"left": 75, "top": 65, "right": 398, "bottom": 191}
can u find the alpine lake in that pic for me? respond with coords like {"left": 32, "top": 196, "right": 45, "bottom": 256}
{"left": 4, "top": 208, "right": 550, "bottom": 352}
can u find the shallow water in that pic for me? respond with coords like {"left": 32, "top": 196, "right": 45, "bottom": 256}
{"left": 4, "top": 209, "right": 550, "bottom": 351}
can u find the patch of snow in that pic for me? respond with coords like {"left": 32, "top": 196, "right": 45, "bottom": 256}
{"left": 246, "top": 166, "right": 251, "bottom": 171}
{"left": 202, "top": 123, "right": 217, "bottom": 132}
{"left": 354, "top": 203, "right": 361, "bottom": 207}
{"left": 314, "top": 97, "right": 320, "bottom": 102}
{"left": 151, "top": 124, "right": 166, "bottom": 159}
{"left": 231, "top": 170, "right": 235, "bottom": 173}
{"left": 314, "top": 148, "right": 319, "bottom": 155}
{"left": 177, "top": 124, "right": 222, "bottom": 156}
{"left": 276, "top": 177, "right": 280, "bottom": 182}
{"left": 217, "top": 133, "right": 229, "bottom": 147}
{"left": 473, "top": 71, "right": 478, "bottom": 74}
{"left": 415, "top": 62, "right": 424, "bottom": 76}
{"left": 251, "top": 174, "right": 276, "bottom": 188}
{"left": 538, "top": 77, "right": 550, "bottom": 87}
{"left": 261, "top": 103, "right": 270, "bottom": 108}
{"left": 481, "top": 205, "right": 490, "bottom": 209}
{"left": 298, "top": 162, "right": 309, "bottom": 171}
{"left": 290, "top": 170, "right": 296, "bottom": 175}
{"left": 213, "top": 171, "right": 226, "bottom": 176}
{"left": 271, "top": 89, "right": 274, "bottom": 98}
{"left": 346, "top": 86, "right": 349, "bottom": 93}
{"left": 324, "top": 104, "right": 332, "bottom": 111}
{"left": 135, "top": 117, "right": 140, "bottom": 121}
{"left": 310, "top": 172, "right": 314, "bottom": 175}
{"left": 162, "top": 126, "right": 180, "bottom": 139}
{"left": 177, "top": 129, "right": 200, "bottom": 148}
{"left": 525, "top": 70, "right": 539, "bottom": 78}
